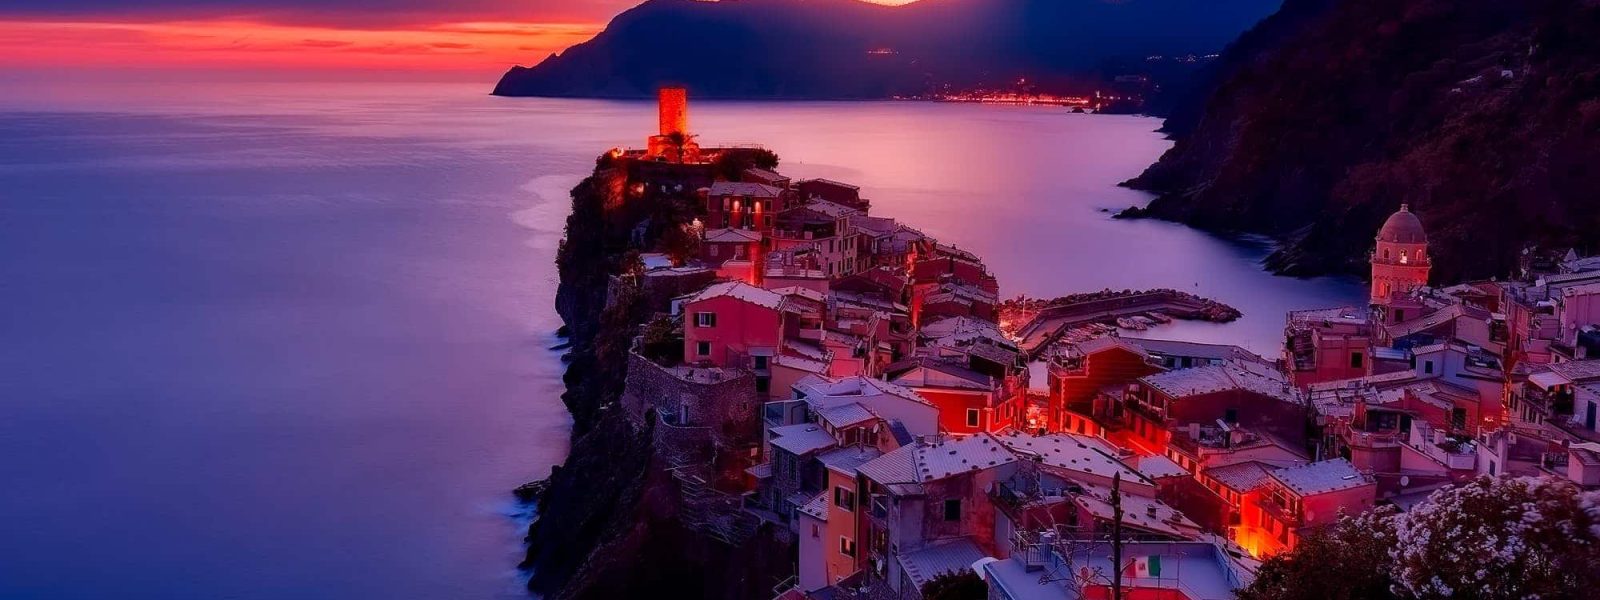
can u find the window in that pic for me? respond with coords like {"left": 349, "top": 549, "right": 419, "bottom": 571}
{"left": 839, "top": 536, "right": 856, "bottom": 557}
{"left": 834, "top": 486, "right": 856, "bottom": 512}
{"left": 1224, "top": 408, "right": 1238, "bottom": 424}
{"left": 965, "top": 409, "right": 980, "bottom": 428}
{"left": 1424, "top": 360, "right": 1435, "bottom": 374}
{"left": 694, "top": 312, "right": 717, "bottom": 328}
{"left": 943, "top": 499, "right": 961, "bottom": 522}
{"left": 1394, "top": 309, "right": 1406, "bottom": 322}
{"left": 1350, "top": 352, "right": 1364, "bottom": 369}
{"left": 695, "top": 341, "right": 711, "bottom": 357}
{"left": 1451, "top": 408, "right": 1467, "bottom": 430}
{"left": 753, "top": 355, "right": 768, "bottom": 370}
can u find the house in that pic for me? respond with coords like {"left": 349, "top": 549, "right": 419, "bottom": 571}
{"left": 1237, "top": 458, "right": 1375, "bottom": 557}
{"left": 1045, "top": 336, "right": 1165, "bottom": 434}
{"left": 1116, "top": 362, "right": 1307, "bottom": 458}
{"left": 1283, "top": 306, "right": 1372, "bottom": 388}
{"left": 701, "top": 227, "right": 764, "bottom": 283}
{"left": 703, "top": 181, "right": 789, "bottom": 231}
{"left": 886, "top": 356, "right": 1027, "bottom": 434}
{"left": 797, "top": 178, "right": 867, "bottom": 211}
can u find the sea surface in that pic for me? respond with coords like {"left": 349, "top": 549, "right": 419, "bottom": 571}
{"left": 0, "top": 82, "right": 1362, "bottom": 599}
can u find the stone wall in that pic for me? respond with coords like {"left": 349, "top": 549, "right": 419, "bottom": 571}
{"left": 622, "top": 351, "right": 760, "bottom": 451}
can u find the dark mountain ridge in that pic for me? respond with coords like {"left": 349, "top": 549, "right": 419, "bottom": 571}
{"left": 1127, "top": 0, "right": 1600, "bottom": 282}
{"left": 494, "top": 0, "right": 1284, "bottom": 98}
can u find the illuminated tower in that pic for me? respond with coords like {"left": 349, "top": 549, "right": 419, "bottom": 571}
{"left": 1370, "top": 204, "right": 1431, "bottom": 305}
{"left": 658, "top": 86, "right": 688, "bottom": 137}
{"left": 647, "top": 86, "right": 698, "bottom": 161}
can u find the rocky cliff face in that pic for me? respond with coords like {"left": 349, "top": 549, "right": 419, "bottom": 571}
{"left": 522, "top": 157, "right": 791, "bottom": 599}
{"left": 493, "top": 0, "right": 1283, "bottom": 99}
{"left": 1127, "top": 0, "right": 1600, "bottom": 282}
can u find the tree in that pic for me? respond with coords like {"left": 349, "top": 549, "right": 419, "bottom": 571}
{"left": 713, "top": 148, "right": 782, "bottom": 180}
{"left": 1237, "top": 507, "right": 1401, "bottom": 600}
{"left": 1236, "top": 477, "right": 1600, "bottom": 600}
{"left": 1389, "top": 476, "right": 1600, "bottom": 600}
{"left": 921, "top": 570, "right": 986, "bottom": 600}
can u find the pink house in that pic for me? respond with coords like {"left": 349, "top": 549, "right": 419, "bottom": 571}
{"left": 682, "top": 282, "right": 787, "bottom": 371}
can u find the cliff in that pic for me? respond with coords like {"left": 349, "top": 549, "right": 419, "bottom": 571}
{"left": 493, "top": 0, "right": 1284, "bottom": 99}
{"left": 1126, "top": 0, "right": 1600, "bottom": 282}
{"left": 522, "top": 155, "right": 791, "bottom": 599}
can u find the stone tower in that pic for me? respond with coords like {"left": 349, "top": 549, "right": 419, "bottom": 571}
{"left": 1370, "top": 204, "right": 1431, "bottom": 305}
{"left": 657, "top": 86, "right": 688, "bottom": 137}
{"left": 646, "top": 86, "right": 698, "bottom": 161}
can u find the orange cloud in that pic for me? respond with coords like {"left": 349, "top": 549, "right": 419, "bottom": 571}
{"left": 0, "top": 18, "right": 600, "bottom": 74}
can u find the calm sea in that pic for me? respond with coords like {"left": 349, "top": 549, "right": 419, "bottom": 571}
{"left": 0, "top": 82, "right": 1361, "bottom": 599}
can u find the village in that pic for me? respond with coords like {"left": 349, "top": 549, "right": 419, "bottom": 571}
{"left": 598, "top": 89, "right": 1600, "bottom": 600}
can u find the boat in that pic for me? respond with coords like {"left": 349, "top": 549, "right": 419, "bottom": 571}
{"left": 1146, "top": 312, "right": 1173, "bottom": 324}
{"left": 1116, "top": 317, "right": 1147, "bottom": 331}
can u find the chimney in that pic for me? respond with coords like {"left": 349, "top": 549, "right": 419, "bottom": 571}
{"left": 658, "top": 86, "right": 689, "bottom": 137}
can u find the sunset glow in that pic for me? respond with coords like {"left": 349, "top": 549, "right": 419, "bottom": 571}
{"left": 0, "top": 19, "right": 599, "bottom": 74}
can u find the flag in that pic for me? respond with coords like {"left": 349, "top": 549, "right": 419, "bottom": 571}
{"left": 1123, "top": 555, "right": 1163, "bottom": 578}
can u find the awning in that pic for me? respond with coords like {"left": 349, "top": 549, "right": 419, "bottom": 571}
{"left": 1529, "top": 371, "right": 1570, "bottom": 389}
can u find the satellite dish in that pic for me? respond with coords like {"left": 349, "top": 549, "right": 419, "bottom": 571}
{"left": 1399, "top": 475, "right": 1411, "bottom": 487}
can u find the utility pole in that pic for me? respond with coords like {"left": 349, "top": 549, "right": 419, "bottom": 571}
{"left": 1111, "top": 471, "right": 1124, "bottom": 600}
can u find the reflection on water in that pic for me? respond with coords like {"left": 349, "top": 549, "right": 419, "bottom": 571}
{"left": 0, "top": 82, "right": 1359, "bottom": 599}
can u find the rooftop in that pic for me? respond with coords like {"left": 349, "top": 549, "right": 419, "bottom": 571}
{"left": 1203, "top": 461, "right": 1276, "bottom": 492}
{"left": 1139, "top": 362, "right": 1297, "bottom": 404}
{"left": 683, "top": 281, "right": 785, "bottom": 310}
{"left": 703, "top": 227, "right": 762, "bottom": 243}
{"left": 1269, "top": 459, "right": 1370, "bottom": 496}
{"left": 995, "top": 431, "right": 1146, "bottom": 483}
{"left": 859, "top": 433, "right": 1020, "bottom": 484}
{"left": 768, "top": 423, "right": 838, "bottom": 456}
{"left": 816, "top": 445, "right": 883, "bottom": 476}
{"left": 707, "top": 181, "right": 784, "bottom": 198}
{"left": 897, "top": 537, "right": 987, "bottom": 591}
{"left": 1377, "top": 204, "right": 1427, "bottom": 245}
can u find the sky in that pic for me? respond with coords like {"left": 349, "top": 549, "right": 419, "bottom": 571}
{"left": 0, "top": 0, "right": 918, "bottom": 81}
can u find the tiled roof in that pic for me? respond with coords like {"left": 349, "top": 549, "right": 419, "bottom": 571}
{"left": 1203, "top": 461, "right": 1275, "bottom": 492}
{"left": 703, "top": 227, "right": 762, "bottom": 243}
{"left": 896, "top": 537, "right": 987, "bottom": 590}
{"left": 795, "top": 491, "right": 829, "bottom": 521}
{"left": 1126, "top": 338, "right": 1266, "bottom": 364}
{"left": 859, "top": 433, "right": 1019, "bottom": 484}
{"left": 887, "top": 356, "right": 994, "bottom": 390}
{"left": 798, "top": 177, "right": 859, "bottom": 190}
{"left": 816, "top": 445, "right": 883, "bottom": 475}
{"left": 857, "top": 443, "right": 919, "bottom": 484}
{"left": 768, "top": 424, "right": 838, "bottom": 456}
{"left": 1139, "top": 362, "right": 1298, "bottom": 403}
{"left": 708, "top": 181, "right": 784, "bottom": 198}
{"left": 816, "top": 402, "right": 877, "bottom": 429}
{"left": 1269, "top": 459, "right": 1369, "bottom": 496}
{"left": 684, "top": 281, "right": 785, "bottom": 309}
{"left": 804, "top": 198, "right": 861, "bottom": 219}
{"left": 1134, "top": 454, "right": 1190, "bottom": 480}
{"left": 994, "top": 431, "right": 1145, "bottom": 482}
{"left": 911, "top": 434, "right": 1018, "bottom": 481}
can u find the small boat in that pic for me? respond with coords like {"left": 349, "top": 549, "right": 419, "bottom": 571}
{"left": 1146, "top": 312, "right": 1173, "bottom": 324}
{"left": 1116, "top": 317, "right": 1147, "bottom": 331}
{"left": 1132, "top": 316, "right": 1157, "bottom": 327}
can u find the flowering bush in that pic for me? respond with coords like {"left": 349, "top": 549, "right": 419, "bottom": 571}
{"left": 1239, "top": 476, "right": 1600, "bottom": 600}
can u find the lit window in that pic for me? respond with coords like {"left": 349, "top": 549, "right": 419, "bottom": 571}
{"left": 839, "top": 536, "right": 856, "bottom": 557}
{"left": 695, "top": 312, "right": 717, "bottom": 328}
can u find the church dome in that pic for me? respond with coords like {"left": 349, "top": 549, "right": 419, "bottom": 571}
{"left": 1377, "top": 204, "right": 1427, "bottom": 245}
